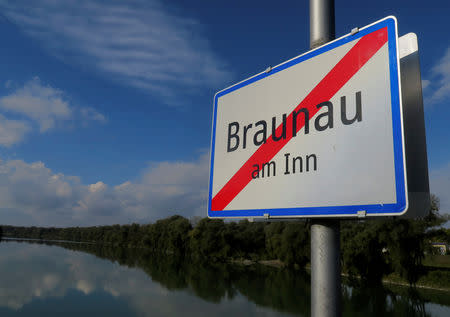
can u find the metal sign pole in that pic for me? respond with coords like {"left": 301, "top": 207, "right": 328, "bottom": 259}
{"left": 309, "top": 1, "right": 341, "bottom": 316}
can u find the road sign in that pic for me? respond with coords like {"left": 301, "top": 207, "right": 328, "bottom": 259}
{"left": 208, "top": 16, "right": 407, "bottom": 219}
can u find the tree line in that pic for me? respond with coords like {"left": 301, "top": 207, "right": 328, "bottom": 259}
{"left": 1, "top": 195, "right": 449, "bottom": 285}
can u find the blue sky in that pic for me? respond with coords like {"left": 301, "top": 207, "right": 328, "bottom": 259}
{"left": 0, "top": 0, "right": 448, "bottom": 226}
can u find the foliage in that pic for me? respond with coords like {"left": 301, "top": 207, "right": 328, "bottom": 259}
{"left": 189, "top": 218, "right": 230, "bottom": 261}
{"left": 341, "top": 220, "right": 390, "bottom": 284}
{"left": 341, "top": 194, "right": 448, "bottom": 285}
{"left": 342, "top": 219, "right": 426, "bottom": 286}
{"left": 143, "top": 215, "right": 192, "bottom": 255}
{"left": 265, "top": 222, "right": 310, "bottom": 267}
{"left": 383, "top": 219, "right": 425, "bottom": 286}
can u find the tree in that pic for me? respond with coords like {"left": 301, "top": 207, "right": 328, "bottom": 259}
{"left": 341, "top": 220, "right": 389, "bottom": 284}
{"left": 189, "top": 218, "right": 230, "bottom": 261}
{"left": 264, "top": 222, "right": 285, "bottom": 260}
{"left": 279, "top": 222, "right": 310, "bottom": 267}
{"left": 382, "top": 219, "right": 425, "bottom": 286}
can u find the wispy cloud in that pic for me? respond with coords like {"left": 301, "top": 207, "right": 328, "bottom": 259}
{"left": 80, "top": 107, "right": 107, "bottom": 124}
{"left": 0, "top": 152, "right": 208, "bottom": 226}
{"left": 0, "top": 77, "right": 106, "bottom": 146}
{"left": 421, "top": 79, "right": 430, "bottom": 90}
{"left": 422, "top": 46, "right": 450, "bottom": 106}
{"left": 0, "top": 0, "right": 233, "bottom": 106}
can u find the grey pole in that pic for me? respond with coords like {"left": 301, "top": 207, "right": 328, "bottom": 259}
{"left": 310, "top": 219, "right": 341, "bottom": 317}
{"left": 309, "top": 1, "right": 341, "bottom": 317}
{"left": 309, "top": 0, "right": 335, "bottom": 49}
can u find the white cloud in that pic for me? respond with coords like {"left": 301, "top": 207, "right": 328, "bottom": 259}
{"left": 0, "top": 152, "right": 209, "bottom": 226}
{"left": 430, "top": 162, "right": 450, "bottom": 216}
{"left": 88, "top": 181, "right": 107, "bottom": 193}
{"left": 0, "top": 77, "right": 71, "bottom": 132}
{"left": 0, "top": 77, "right": 106, "bottom": 145}
{"left": 422, "top": 46, "right": 450, "bottom": 106}
{"left": 0, "top": 0, "right": 233, "bottom": 106}
{"left": 0, "top": 114, "right": 30, "bottom": 146}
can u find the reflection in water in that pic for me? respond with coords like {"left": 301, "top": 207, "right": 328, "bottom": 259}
{"left": 0, "top": 239, "right": 449, "bottom": 316}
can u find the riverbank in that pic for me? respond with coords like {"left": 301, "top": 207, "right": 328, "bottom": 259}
{"left": 382, "top": 269, "right": 450, "bottom": 292}
{"left": 231, "top": 256, "right": 450, "bottom": 292}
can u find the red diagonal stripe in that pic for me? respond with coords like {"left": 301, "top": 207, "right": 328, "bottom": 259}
{"left": 212, "top": 27, "right": 388, "bottom": 211}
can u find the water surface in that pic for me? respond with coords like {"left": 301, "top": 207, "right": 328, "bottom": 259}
{"left": 0, "top": 240, "right": 449, "bottom": 316}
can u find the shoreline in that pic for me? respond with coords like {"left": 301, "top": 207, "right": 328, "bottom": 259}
{"left": 381, "top": 278, "right": 450, "bottom": 292}
{"left": 231, "top": 258, "right": 450, "bottom": 292}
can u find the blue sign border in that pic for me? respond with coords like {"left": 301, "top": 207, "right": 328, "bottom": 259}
{"left": 208, "top": 16, "right": 407, "bottom": 218}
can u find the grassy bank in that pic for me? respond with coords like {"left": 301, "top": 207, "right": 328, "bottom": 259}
{"left": 383, "top": 269, "right": 450, "bottom": 291}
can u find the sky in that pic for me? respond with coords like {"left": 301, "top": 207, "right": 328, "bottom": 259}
{"left": 0, "top": 0, "right": 448, "bottom": 227}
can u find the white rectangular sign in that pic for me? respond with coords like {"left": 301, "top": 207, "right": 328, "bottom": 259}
{"left": 208, "top": 16, "right": 407, "bottom": 218}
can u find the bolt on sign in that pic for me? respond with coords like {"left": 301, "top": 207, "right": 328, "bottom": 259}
{"left": 208, "top": 16, "right": 411, "bottom": 219}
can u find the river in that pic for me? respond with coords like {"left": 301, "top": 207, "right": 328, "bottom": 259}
{"left": 0, "top": 240, "right": 449, "bottom": 316}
